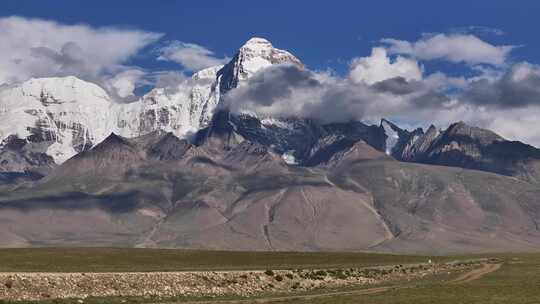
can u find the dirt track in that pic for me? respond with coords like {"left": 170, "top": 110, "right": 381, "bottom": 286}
{"left": 449, "top": 263, "right": 502, "bottom": 284}
{"left": 180, "top": 262, "right": 503, "bottom": 304}
{"left": 179, "top": 287, "right": 391, "bottom": 304}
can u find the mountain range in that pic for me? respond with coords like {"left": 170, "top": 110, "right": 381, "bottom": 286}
{"left": 1, "top": 38, "right": 540, "bottom": 254}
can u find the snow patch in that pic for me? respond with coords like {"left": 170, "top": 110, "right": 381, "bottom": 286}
{"left": 282, "top": 150, "right": 298, "bottom": 165}
{"left": 261, "top": 118, "right": 294, "bottom": 130}
{"left": 381, "top": 120, "right": 400, "bottom": 155}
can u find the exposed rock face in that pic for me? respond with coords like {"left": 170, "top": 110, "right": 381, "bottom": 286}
{"left": 3, "top": 37, "right": 540, "bottom": 254}
{"left": 2, "top": 37, "right": 540, "bottom": 184}
{"left": 379, "top": 119, "right": 424, "bottom": 157}
{"left": 193, "top": 111, "right": 247, "bottom": 152}
{"left": 0, "top": 135, "right": 55, "bottom": 175}
{"left": 382, "top": 120, "right": 540, "bottom": 182}
{"left": 194, "top": 111, "right": 387, "bottom": 166}
{"left": 2, "top": 130, "right": 540, "bottom": 254}
{"left": 399, "top": 124, "right": 440, "bottom": 161}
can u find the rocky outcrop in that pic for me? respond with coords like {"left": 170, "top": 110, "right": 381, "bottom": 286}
{"left": 384, "top": 121, "right": 540, "bottom": 182}
{"left": 0, "top": 135, "right": 56, "bottom": 178}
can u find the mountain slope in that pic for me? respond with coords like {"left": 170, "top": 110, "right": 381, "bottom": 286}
{"left": 384, "top": 120, "right": 540, "bottom": 183}
{"left": 0, "top": 135, "right": 55, "bottom": 176}
{"left": 1, "top": 131, "right": 540, "bottom": 253}
{"left": 0, "top": 131, "right": 390, "bottom": 250}
{"left": 329, "top": 158, "right": 540, "bottom": 254}
{"left": 2, "top": 37, "right": 540, "bottom": 253}
{"left": 194, "top": 111, "right": 388, "bottom": 166}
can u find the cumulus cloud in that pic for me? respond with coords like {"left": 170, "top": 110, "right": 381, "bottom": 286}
{"left": 3, "top": 16, "right": 540, "bottom": 146}
{"left": 158, "top": 41, "right": 229, "bottom": 71}
{"left": 417, "top": 103, "right": 540, "bottom": 147}
{"left": 222, "top": 56, "right": 540, "bottom": 146}
{"left": 152, "top": 71, "right": 189, "bottom": 89}
{"left": 349, "top": 48, "right": 423, "bottom": 84}
{"left": 381, "top": 34, "right": 514, "bottom": 66}
{"left": 104, "top": 69, "right": 147, "bottom": 99}
{"left": 223, "top": 64, "right": 451, "bottom": 124}
{"left": 0, "top": 16, "right": 162, "bottom": 89}
{"left": 463, "top": 62, "right": 540, "bottom": 108}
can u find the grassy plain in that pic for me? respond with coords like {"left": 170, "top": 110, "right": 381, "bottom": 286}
{"left": 0, "top": 248, "right": 440, "bottom": 272}
{"left": 0, "top": 249, "right": 537, "bottom": 303}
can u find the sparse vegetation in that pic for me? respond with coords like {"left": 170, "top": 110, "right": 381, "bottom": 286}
{"left": 2, "top": 248, "right": 538, "bottom": 304}
{"left": 0, "top": 248, "right": 442, "bottom": 272}
{"left": 263, "top": 255, "right": 540, "bottom": 304}
{"left": 314, "top": 270, "right": 327, "bottom": 277}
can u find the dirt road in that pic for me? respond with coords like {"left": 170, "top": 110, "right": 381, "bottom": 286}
{"left": 449, "top": 263, "right": 502, "bottom": 284}
{"left": 178, "top": 262, "right": 503, "bottom": 304}
{"left": 179, "top": 287, "right": 390, "bottom": 304}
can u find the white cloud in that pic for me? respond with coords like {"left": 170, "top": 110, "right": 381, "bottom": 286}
{"left": 224, "top": 59, "right": 540, "bottom": 147}
{"left": 482, "top": 107, "right": 540, "bottom": 145}
{"left": 1, "top": 17, "right": 539, "bottom": 146}
{"left": 106, "top": 69, "right": 147, "bottom": 98}
{"left": 451, "top": 26, "right": 505, "bottom": 37}
{"left": 224, "top": 64, "right": 444, "bottom": 125}
{"left": 381, "top": 34, "right": 514, "bottom": 66}
{"left": 158, "top": 41, "right": 229, "bottom": 72}
{"left": 152, "top": 71, "right": 189, "bottom": 89}
{"left": 411, "top": 104, "right": 540, "bottom": 147}
{"left": 0, "top": 16, "right": 162, "bottom": 87}
{"left": 349, "top": 48, "right": 423, "bottom": 85}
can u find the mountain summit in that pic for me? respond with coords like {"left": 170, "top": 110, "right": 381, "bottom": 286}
{"left": 217, "top": 37, "right": 304, "bottom": 92}
{"left": 2, "top": 39, "right": 540, "bottom": 253}
{"left": 0, "top": 38, "right": 303, "bottom": 165}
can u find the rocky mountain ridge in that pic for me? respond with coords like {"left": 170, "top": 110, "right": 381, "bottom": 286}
{"left": 2, "top": 37, "right": 539, "bottom": 183}
{"left": 383, "top": 119, "right": 540, "bottom": 182}
{"left": 2, "top": 123, "right": 540, "bottom": 253}
{"left": 2, "top": 37, "right": 540, "bottom": 253}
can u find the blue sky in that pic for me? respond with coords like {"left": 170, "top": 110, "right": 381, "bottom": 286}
{"left": 3, "top": 1, "right": 540, "bottom": 145}
{"left": 2, "top": 0, "right": 539, "bottom": 73}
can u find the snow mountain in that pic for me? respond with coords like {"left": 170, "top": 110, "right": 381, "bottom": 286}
{"left": 0, "top": 38, "right": 303, "bottom": 165}
{"left": 2, "top": 36, "right": 540, "bottom": 185}
{"left": 4, "top": 38, "right": 540, "bottom": 253}
{"left": 0, "top": 76, "right": 116, "bottom": 164}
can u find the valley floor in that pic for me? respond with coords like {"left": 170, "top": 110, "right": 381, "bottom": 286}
{"left": 0, "top": 249, "right": 537, "bottom": 303}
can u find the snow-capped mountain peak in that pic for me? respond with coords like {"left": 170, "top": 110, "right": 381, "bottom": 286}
{"left": 21, "top": 76, "right": 110, "bottom": 105}
{"left": 235, "top": 37, "right": 304, "bottom": 79}
{"left": 217, "top": 37, "right": 304, "bottom": 94}
{"left": 0, "top": 38, "right": 305, "bottom": 165}
{"left": 116, "top": 37, "right": 305, "bottom": 142}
